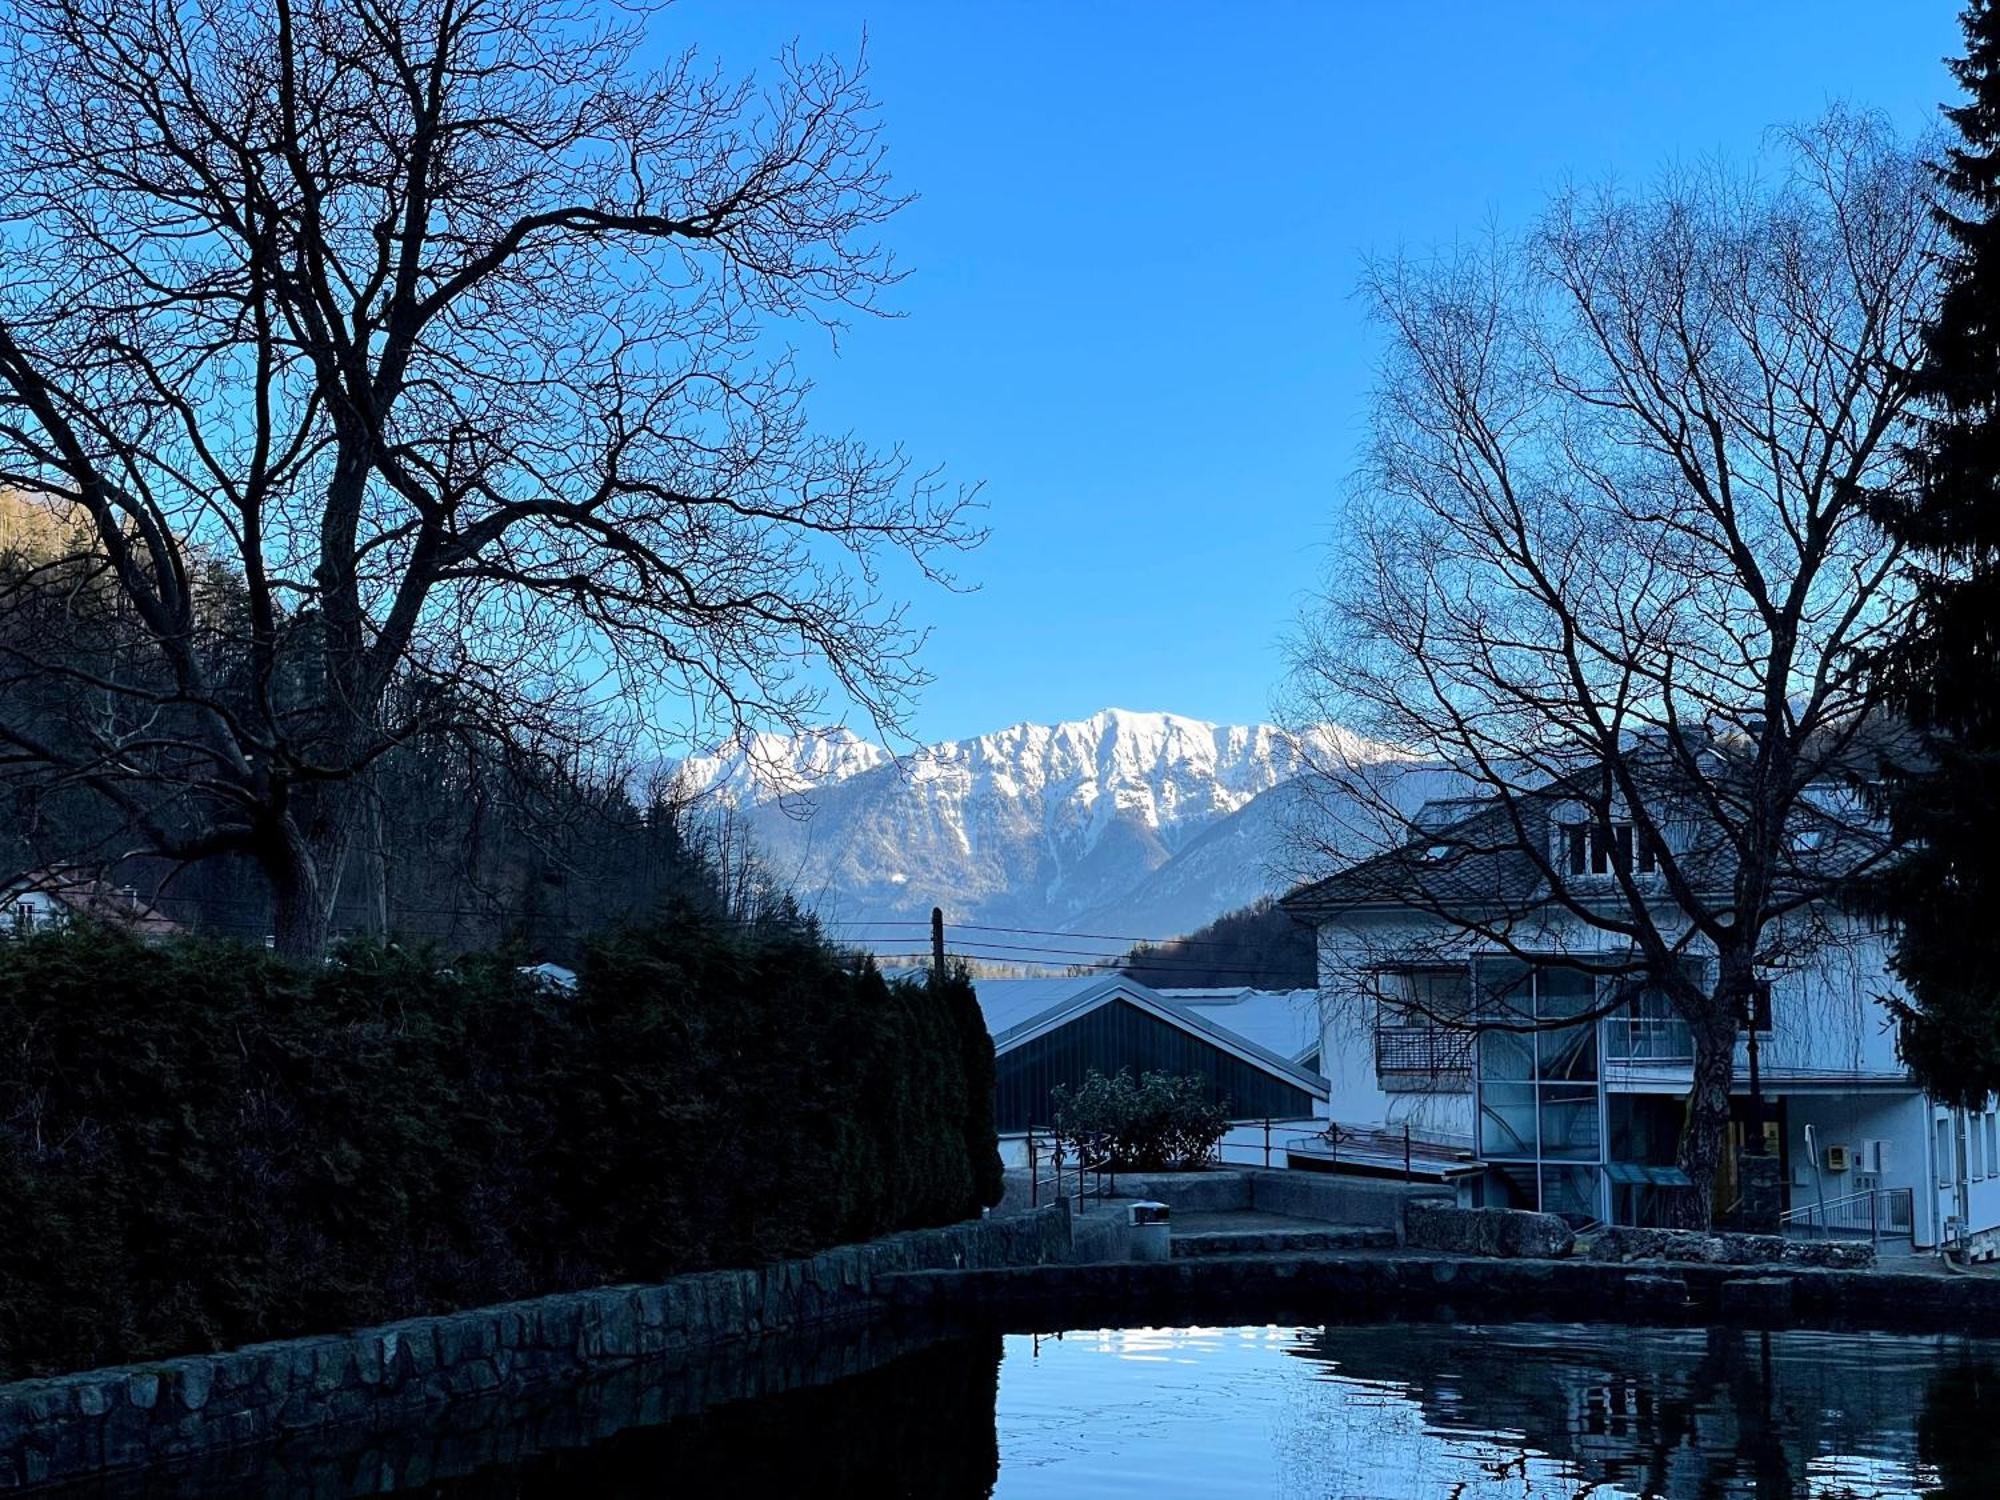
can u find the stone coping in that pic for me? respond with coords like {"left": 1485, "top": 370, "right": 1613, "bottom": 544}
{"left": 880, "top": 1248, "right": 2000, "bottom": 1337}
{"left": 0, "top": 1206, "right": 1070, "bottom": 1491}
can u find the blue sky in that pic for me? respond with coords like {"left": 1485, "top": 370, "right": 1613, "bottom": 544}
{"left": 663, "top": 2, "right": 1962, "bottom": 746}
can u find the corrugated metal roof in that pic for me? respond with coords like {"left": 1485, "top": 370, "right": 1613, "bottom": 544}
{"left": 972, "top": 976, "right": 1118, "bottom": 1045}
{"left": 971, "top": 974, "right": 1328, "bottom": 1098}
{"left": 1161, "top": 987, "right": 1322, "bottom": 1066}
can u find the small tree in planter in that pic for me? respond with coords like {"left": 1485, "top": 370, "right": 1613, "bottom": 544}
{"left": 1050, "top": 1068, "right": 1230, "bottom": 1172}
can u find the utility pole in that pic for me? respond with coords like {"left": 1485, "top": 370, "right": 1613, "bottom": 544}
{"left": 931, "top": 906, "right": 946, "bottom": 978}
{"left": 1743, "top": 979, "right": 1771, "bottom": 1154}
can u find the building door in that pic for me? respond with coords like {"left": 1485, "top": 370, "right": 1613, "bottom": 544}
{"left": 1721, "top": 1118, "right": 1784, "bottom": 1217}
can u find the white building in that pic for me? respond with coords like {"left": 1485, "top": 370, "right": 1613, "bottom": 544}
{"left": 0, "top": 866, "right": 180, "bottom": 940}
{"left": 1281, "top": 789, "right": 2000, "bottom": 1252}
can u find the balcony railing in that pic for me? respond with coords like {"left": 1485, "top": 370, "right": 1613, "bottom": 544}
{"left": 1375, "top": 1024, "right": 1473, "bottom": 1080}
{"left": 1605, "top": 1014, "right": 1695, "bottom": 1065}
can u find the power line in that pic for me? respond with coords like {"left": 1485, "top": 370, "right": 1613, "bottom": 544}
{"left": 868, "top": 945, "right": 1311, "bottom": 982}
{"left": 824, "top": 918, "right": 1301, "bottom": 954}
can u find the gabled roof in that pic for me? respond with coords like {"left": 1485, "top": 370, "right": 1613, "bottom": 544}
{"left": 1280, "top": 794, "right": 1558, "bottom": 917}
{"left": 1158, "top": 987, "right": 1323, "bottom": 1067}
{"left": 972, "top": 975, "right": 1329, "bottom": 1099}
{"left": 1279, "top": 746, "right": 1883, "bottom": 921}
{"left": 0, "top": 866, "right": 180, "bottom": 938}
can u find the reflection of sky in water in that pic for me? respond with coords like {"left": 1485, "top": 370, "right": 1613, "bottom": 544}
{"left": 991, "top": 1324, "right": 1950, "bottom": 1499}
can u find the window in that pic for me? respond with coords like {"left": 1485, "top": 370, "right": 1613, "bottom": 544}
{"left": 1375, "top": 967, "right": 1475, "bottom": 1081}
{"left": 1562, "top": 821, "right": 1657, "bottom": 877}
{"left": 1973, "top": 1117, "right": 1986, "bottom": 1182}
{"left": 1380, "top": 967, "right": 1473, "bottom": 1026}
{"left": 1987, "top": 1112, "right": 1997, "bottom": 1175}
{"left": 1938, "top": 1117, "right": 1955, "bottom": 1188}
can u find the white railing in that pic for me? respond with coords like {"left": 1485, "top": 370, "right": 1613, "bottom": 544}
{"left": 1779, "top": 1186, "right": 1914, "bottom": 1243}
{"left": 1605, "top": 1014, "right": 1694, "bottom": 1065}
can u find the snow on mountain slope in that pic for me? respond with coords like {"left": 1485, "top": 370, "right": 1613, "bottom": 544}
{"left": 677, "top": 709, "right": 1391, "bottom": 943}
{"left": 676, "top": 727, "right": 892, "bottom": 801}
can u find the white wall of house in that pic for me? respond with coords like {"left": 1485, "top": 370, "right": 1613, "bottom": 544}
{"left": 1316, "top": 1008, "right": 1475, "bottom": 1141}
{"left": 1778, "top": 1090, "right": 1935, "bottom": 1245}
{"left": 1308, "top": 898, "right": 2000, "bottom": 1240}
{"left": 0, "top": 888, "right": 63, "bottom": 933}
{"left": 1925, "top": 1101, "right": 2000, "bottom": 1249}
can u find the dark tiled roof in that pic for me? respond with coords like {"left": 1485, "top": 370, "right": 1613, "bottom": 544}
{"left": 1282, "top": 795, "right": 1559, "bottom": 916}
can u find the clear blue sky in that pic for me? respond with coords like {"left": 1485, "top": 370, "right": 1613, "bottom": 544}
{"left": 663, "top": 2, "right": 1962, "bottom": 746}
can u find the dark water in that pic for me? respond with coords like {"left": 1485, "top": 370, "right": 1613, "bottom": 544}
{"left": 67, "top": 1320, "right": 2000, "bottom": 1498}
{"left": 417, "top": 1322, "right": 2000, "bottom": 1499}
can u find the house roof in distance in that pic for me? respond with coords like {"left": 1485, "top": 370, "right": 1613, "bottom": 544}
{"left": 971, "top": 974, "right": 1328, "bottom": 1099}
{"left": 1158, "top": 987, "right": 1322, "bottom": 1067}
{"left": 0, "top": 865, "right": 180, "bottom": 939}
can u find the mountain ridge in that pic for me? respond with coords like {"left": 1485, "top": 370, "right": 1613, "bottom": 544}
{"left": 675, "top": 708, "right": 1386, "bottom": 944}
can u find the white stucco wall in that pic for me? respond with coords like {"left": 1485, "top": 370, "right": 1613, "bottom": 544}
{"left": 1307, "top": 898, "right": 1999, "bottom": 1241}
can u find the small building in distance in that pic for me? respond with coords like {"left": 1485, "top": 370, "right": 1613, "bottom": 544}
{"left": 0, "top": 866, "right": 180, "bottom": 941}
{"left": 972, "top": 975, "right": 1329, "bottom": 1157}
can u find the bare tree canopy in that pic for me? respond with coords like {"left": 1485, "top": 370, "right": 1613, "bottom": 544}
{"left": 1284, "top": 109, "right": 1937, "bottom": 1224}
{"left": 0, "top": 0, "right": 979, "bottom": 954}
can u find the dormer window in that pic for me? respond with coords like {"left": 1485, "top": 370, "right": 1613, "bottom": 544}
{"left": 1562, "top": 821, "right": 1657, "bottom": 877}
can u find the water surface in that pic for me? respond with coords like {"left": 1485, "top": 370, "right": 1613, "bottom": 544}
{"left": 424, "top": 1321, "right": 2000, "bottom": 1498}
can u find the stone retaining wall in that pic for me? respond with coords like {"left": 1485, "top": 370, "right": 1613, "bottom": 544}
{"left": 0, "top": 1206, "right": 1070, "bottom": 1491}
{"left": 880, "top": 1251, "right": 2000, "bottom": 1337}
{"left": 1405, "top": 1203, "right": 1575, "bottom": 1258}
{"left": 1587, "top": 1226, "right": 1875, "bottom": 1269}
{"left": 1246, "top": 1170, "right": 1446, "bottom": 1236}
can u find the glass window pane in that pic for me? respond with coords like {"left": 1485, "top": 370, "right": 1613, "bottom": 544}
{"left": 1538, "top": 1084, "right": 1601, "bottom": 1160}
{"left": 1478, "top": 1082, "right": 1537, "bottom": 1158}
{"left": 1479, "top": 1028, "right": 1535, "bottom": 1081}
{"left": 1536, "top": 965, "right": 1597, "bottom": 1020}
{"left": 1541, "top": 1164, "right": 1602, "bottom": 1224}
{"left": 1537, "top": 1021, "right": 1598, "bottom": 1081}
{"left": 1387, "top": 966, "right": 1472, "bottom": 1024}
{"left": 1475, "top": 957, "right": 1534, "bottom": 1023}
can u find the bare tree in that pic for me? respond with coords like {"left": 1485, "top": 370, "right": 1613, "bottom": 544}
{"left": 0, "top": 0, "right": 978, "bottom": 955}
{"left": 1283, "top": 110, "right": 1935, "bottom": 1225}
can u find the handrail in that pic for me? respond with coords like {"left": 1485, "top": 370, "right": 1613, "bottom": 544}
{"left": 1778, "top": 1187, "right": 1876, "bottom": 1219}
{"left": 1779, "top": 1185, "right": 1914, "bottom": 1243}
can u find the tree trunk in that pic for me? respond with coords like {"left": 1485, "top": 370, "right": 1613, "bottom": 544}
{"left": 269, "top": 853, "right": 332, "bottom": 960}
{"left": 264, "top": 788, "right": 356, "bottom": 960}
{"left": 1671, "top": 995, "right": 1742, "bottom": 1229}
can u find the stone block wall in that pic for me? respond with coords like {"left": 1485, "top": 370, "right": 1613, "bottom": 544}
{"left": 1404, "top": 1203, "right": 1576, "bottom": 1259}
{"left": 1587, "top": 1226, "right": 1875, "bottom": 1269}
{"left": 0, "top": 1206, "right": 1070, "bottom": 1490}
{"left": 1245, "top": 1170, "right": 1448, "bottom": 1236}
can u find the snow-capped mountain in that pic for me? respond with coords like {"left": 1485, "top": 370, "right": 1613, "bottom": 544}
{"left": 675, "top": 709, "right": 1386, "bottom": 945}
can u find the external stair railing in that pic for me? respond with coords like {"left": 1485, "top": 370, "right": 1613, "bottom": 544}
{"left": 1778, "top": 1186, "right": 1914, "bottom": 1244}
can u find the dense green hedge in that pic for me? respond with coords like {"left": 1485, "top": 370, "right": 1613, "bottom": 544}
{"left": 0, "top": 913, "right": 1001, "bottom": 1379}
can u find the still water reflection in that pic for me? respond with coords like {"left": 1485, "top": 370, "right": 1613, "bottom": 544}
{"left": 416, "top": 1322, "right": 2000, "bottom": 1499}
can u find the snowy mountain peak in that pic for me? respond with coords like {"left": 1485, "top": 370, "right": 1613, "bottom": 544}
{"left": 671, "top": 709, "right": 1387, "bottom": 942}
{"left": 674, "top": 725, "right": 891, "bottom": 803}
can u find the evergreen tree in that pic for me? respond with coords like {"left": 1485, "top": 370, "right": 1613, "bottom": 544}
{"left": 1122, "top": 898, "right": 1315, "bottom": 990}
{"left": 1870, "top": 1, "right": 2000, "bottom": 1108}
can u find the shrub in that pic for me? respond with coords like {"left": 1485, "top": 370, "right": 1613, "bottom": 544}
{"left": 0, "top": 913, "right": 1000, "bottom": 1379}
{"left": 1049, "top": 1067, "right": 1230, "bottom": 1171}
